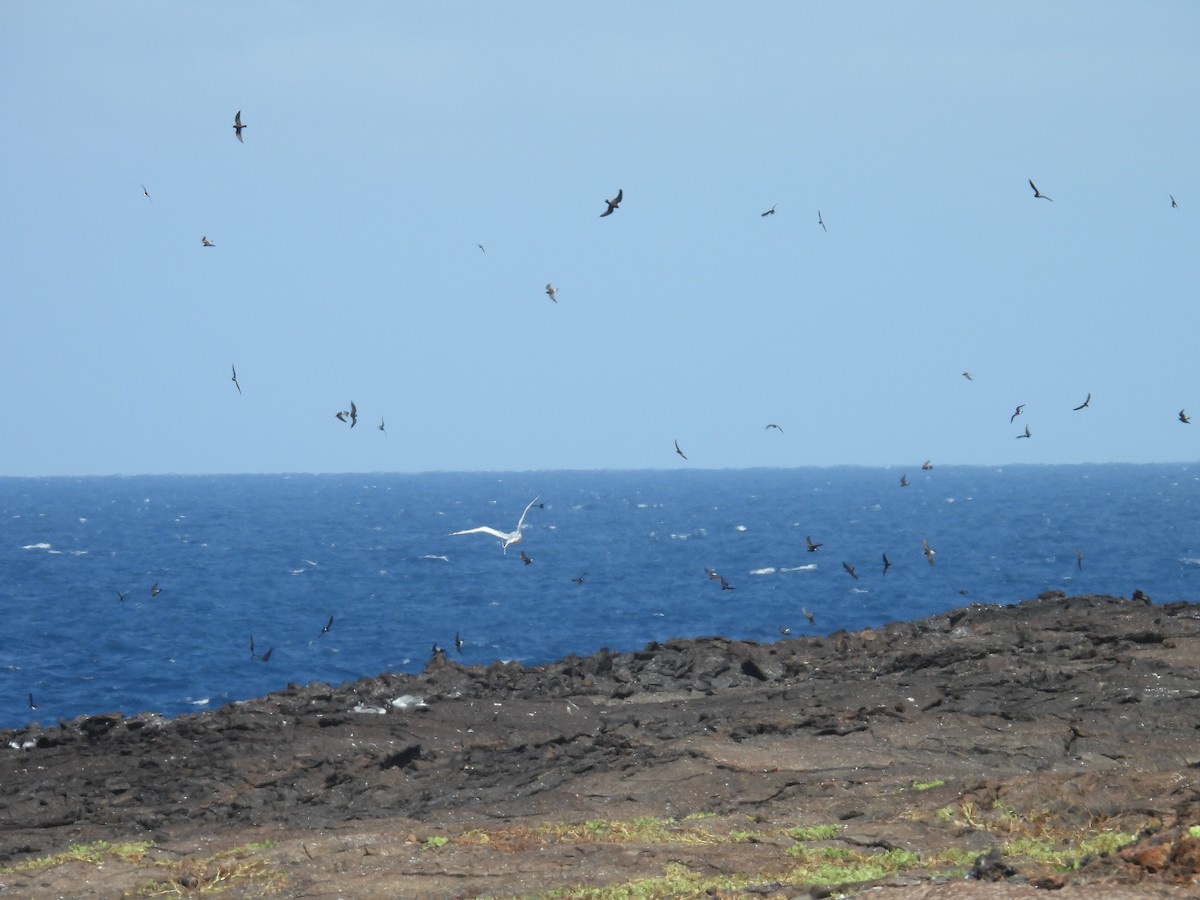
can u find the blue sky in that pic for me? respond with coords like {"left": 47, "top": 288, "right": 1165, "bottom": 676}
{"left": 3, "top": 3, "right": 1197, "bottom": 475}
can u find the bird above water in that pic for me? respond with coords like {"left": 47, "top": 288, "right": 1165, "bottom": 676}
{"left": 572, "top": 572, "right": 587, "bottom": 584}
{"left": 233, "top": 110, "right": 246, "bottom": 143}
{"left": 922, "top": 539, "right": 936, "bottom": 566}
{"left": 882, "top": 553, "right": 892, "bottom": 575}
{"left": 801, "top": 608, "right": 816, "bottom": 625}
{"left": 455, "top": 631, "right": 464, "bottom": 653}
{"left": 922, "top": 460, "right": 933, "bottom": 471}
{"left": 451, "top": 495, "right": 540, "bottom": 555}
{"left": 520, "top": 550, "right": 533, "bottom": 565}
{"left": 842, "top": 562, "right": 859, "bottom": 581}
{"left": 900, "top": 474, "right": 910, "bottom": 487}
{"left": 321, "top": 615, "right": 333, "bottom": 635}
{"left": 1029, "top": 179, "right": 1052, "bottom": 201}
{"left": 150, "top": 582, "right": 161, "bottom": 597}
{"left": 675, "top": 439, "right": 687, "bottom": 460}
{"left": 806, "top": 535, "right": 822, "bottom": 553}
{"left": 1075, "top": 548, "right": 1083, "bottom": 571}
{"left": 600, "top": 188, "right": 623, "bottom": 217}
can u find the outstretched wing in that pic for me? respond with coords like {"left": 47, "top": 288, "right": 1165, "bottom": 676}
{"left": 450, "top": 525, "right": 513, "bottom": 540}
{"left": 515, "top": 495, "right": 541, "bottom": 531}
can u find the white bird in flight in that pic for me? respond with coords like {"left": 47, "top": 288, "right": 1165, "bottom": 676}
{"left": 451, "top": 495, "right": 540, "bottom": 554}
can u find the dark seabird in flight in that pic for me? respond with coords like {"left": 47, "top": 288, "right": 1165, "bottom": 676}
{"left": 28, "top": 693, "right": 35, "bottom": 711}
{"left": 1181, "top": 410, "right": 1191, "bottom": 424}
{"left": 455, "top": 631, "right": 464, "bottom": 653}
{"left": 260, "top": 647, "right": 274, "bottom": 663}
{"left": 1171, "top": 195, "right": 1178, "bottom": 208}
{"left": 520, "top": 550, "right": 533, "bottom": 565}
{"left": 962, "top": 371, "right": 973, "bottom": 381}
{"left": 1075, "top": 548, "right": 1083, "bottom": 571}
{"left": 231, "top": 364, "right": 241, "bottom": 394}
{"left": 779, "top": 626, "right": 790, "bottom": 635}
{"left": 321, "top": 615, "right": 333, "bottom": 634}
{"left": 801, "top": 607, "right": 816, "bottom": 624}
{"left": 1073, "top": 393, "right": 1091, "bottom": 411}
{"left": 675, "top": 439, "right": 687, "bottom": 460}
{"left": 378, "top": 418, "right": 386, "bottom": 436}
{"left": 818, "top": 210, "right": 827, "bottom": 232}
{"left": 842, "top": 562, "right": 859, "bottom": 581}
{"left": 141, "top": 184, "right": 151, "bottom": 201}
{"left": 765, "top": 423, "right": 783, "bottom": 433}
{"left": 761, "top": 203, "right": 777, "bottom": 217}
{"left": 349, "top": 401, "right": 357, "bottom": 427}
{"left": 572, "top": 572, "right": 587, "bottom": 584}
{"left": 922, "top": 538, "right": 936, "bottom": 566}
{"left": 116, "top": 589, "right": 128, "bottom": 602}
{"left": 600, "top": 188, "right": 623, "bottom": 217}
{"left": 477, "top": 243, "right": 486, "bottom": 253}
{"left": 546, "top": 283, "right": 557, "bottom": 303}
{"left": 922, "top": 460, "right": 933, "bottom": 470}
{"left": 705, "top": 567, "right": 735, "bottom": 590}
{"left": 432, "top": 643, "right": 445, "bottom": 657}
{"left": 150, "top": 582, "right": 161, "bottom": 597}
{"left": 202, "top": 236, "right": 215, "bottom": 247}
{"left": 900, "top": 474, "right": 910, "bottom": 487}
{"left": 806, "top": 535, "right": 822, "bottom": 553}
{"left": 1029, "top": 179, "right": 1052, "bottom": 201}
{"left": 250, "top": 636, "right": 256, "bottom": 658}
{"left": 1017, "top": 424, "right": 1031, "bottom": 439}
{"left": 1010, "top": 404, "right": 1025, "bottom": 424}
{"left": 233, "top": 110, "right": 246, "bottom": 143}
{"left": 882, "top": 552, "right": 892, "bottom": 575}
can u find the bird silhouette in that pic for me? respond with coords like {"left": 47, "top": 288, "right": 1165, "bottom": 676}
{"left": 378, "top": 418, "right": 386, "bottom": 435}
{"left": 806, "top": 535, "right": 822, "bottom": 553}
{"left": 1073, "top": 393, "right": 1091, "bottom": 411}
{"left": 28, "top": 693, "right": 35, "bottom": 711}
{"left": 1017, "top": 424, "right": 1032, "bottom": 439}
{"left": 801, "top": 608, "right": 816, "bottom": 625}
{"left": 922, "top": 539, "right": 936, "bottom": 566}
{"left": 260, "top": 647, "right": 274, "bottom": 663}
{"left": 233, "top": 110, "right": 246, "bottom": 143}
{"left": 779, "top": 626, "right": 791, "bottom": 635}
{"left": 349, "top": 401, "right": 357, "bottom": 427}
{"left": 1171, "top": 195, "right": 1178, "bottom": 208}
{"left": 1075, "top": 548, "right": 1083, "bottom": 571}
{"left": 842, "top": 562, "right": 859, "bottom": 580}
{"left": 321, "top": 615, "right": 333, "bottom": 635}
{"left": 546, "top": 283, "right": 557, "bottom": 303}
{"left": 761, "top": 203, "right": 777, "bottom": 217}
{"left": 962, "top": 371, "right": 973, "bottom": 381}
{"left": 675, "top": 439, "right": 687, "bottom": 460}
{"left": 477, "top": 243, "right": 486, "bottom": 253}
{"left": 150, "top": 582, "right": 161, "bottom": 597}
{"left": 572, "top": 572, "right": 587, "bottom": 584}
{"left": 231, "top": 364, "right": 241, "bottom": 394}
{"left": 116, "top": 589, "right": 129, "bottom": 602}
{"left": 1181, "top": 410, "right": 1191, "bottom": 424}
{"left": 202, "top": 236, "right": 215, "bottom": 247}
{"left": 600, "top": 188, "right": 623, "bottom": 217}
{"left": 900, "top": 474, "right": 910, "bottom": 487}
{"left": 765, "top": 423, "right": 783, "bottom": 433}
{"left": 1010, "top": 404, "right": 1025, "bottom": 423}
{"left": 922, "top": 460, "right": 933, "bottom": 470}
{"left": 1029, "top": 179, "right": 1052, "bottom": 201}
{"left": 818, "top": 210, "right": 827, "bottom": 232}
{"left": 451, "top": 495, "right": 540, "bottom": 554}
{"left": 520, "top": 550, "right": 533, "bottom": 565}
{"left": 882, "top": 553, "right": 892, "bottom": 575}
{"left": 455, "top": 631, "right": 464, "bottom": 653}
{"left": 141, "top": 184, "right": 151, "bottom": 201}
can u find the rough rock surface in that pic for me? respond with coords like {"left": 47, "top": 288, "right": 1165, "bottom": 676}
{"left": 2, "top": 593, "right": 1199, "bottom": 897}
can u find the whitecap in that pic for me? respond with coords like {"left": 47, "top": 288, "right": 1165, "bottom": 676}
{"left": 422, "top": 554, "right": 450, "bottom": 562}
{"left": 735, "top": 525, "right": 747, "bottom": 532}
{"left": 781, "top": 564, "right": 818, "bottom": 572}
{"left": 749, "top": 567, "right": 777, "bottom": 576}
{"left": 21, "top": 543, "right": 52, "bottom": 551}
{"left": 190, "top": 698, "right": 210, "bottom": 707}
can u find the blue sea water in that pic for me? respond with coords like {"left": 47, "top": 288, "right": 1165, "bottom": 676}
{"left": 2, "top": 465, "right": 1199, "bottom": 731}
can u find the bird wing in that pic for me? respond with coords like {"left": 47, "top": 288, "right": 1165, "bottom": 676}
{"left": 235, "top": 110, "right": 242, "bottom": 126}
{"left": 614, "top": 189, "right": 622, "bottom": 204}
{"left": 451, "top": 525, "right": 514, "bottom": 540}
{"left": 515, "top": 495, "right": 541, "bottom": 531}
{"left": 1029, "top": 179, "right": 1037, "bottom": 193}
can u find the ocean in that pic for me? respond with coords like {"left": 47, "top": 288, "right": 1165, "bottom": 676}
{"left": 2, "top": 465, "right": 1198, "bottom": 731}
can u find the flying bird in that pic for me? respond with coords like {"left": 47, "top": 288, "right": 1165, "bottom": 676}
{"left": 202, "top": 236, "right": 215, "bottom": 247}
{"left": 260, "top": 647, "right": 274, "bottom": 663}
{"left": 1075, "top": 548, "right": 1083, "bottom": 571}
{"left": 572, "top": 572, "right": 587, "bottom": 584}
{"left": 337, "top": 402, "right": 358, "bottom": 426}
{"left": 779, "top": 626, "right": 791, "bottom": 635}
{"left": 1029, "top": 179, "right": 1052, "bottom": 201}
{"left": 674, "top": 439, "right": 687, "bottom": 460}
{"left": 1017, "top": 424, "right": 1031, "bottom": 439}
{"left": 761, "top": 203, "right": 777, "bottom": 217}
{"left": 962, "top": 371, "right": 973, "bottom": 381}
{"left": 900, "top": 474, "right": 910, "bottom": 487}
{"left": 1171, "top": 195, "right": 1178, "bottom": 208}
{"left": 520, "top": 550, "right": 533, "bottom": 565}
{"left": 231, "top": 364, "right": 241, "bottom": 394}
{"left": 28, "top": 693, "right": 35, "bottom": 711}
{"left": 233, "top": 110, "right": 246, "bottom": 143}
{"left": 842, "top": 562, "right": 859, "bottom": 581}
{"left": 455, "top": 631, "right": 464, "bottom": 653}
{"left": 477, "top": 243, "right": 486, "bottom": 253}
{"left": 765, "top": 423, "right": 783, "bottom": 433}
{"left": 150, "top": 582, "right": 161, "bottom": 597}
{"left": 806, "top": 535, "right": 822, "bottom": 553}
{"left": 141, "top": 184, "right": 151, "bottom": 201}
{"left": 450, "top": 495, "right": 540, "bottom": 554}
{"left": 378, "top": 418, "right": 386, "bottom": 435}
{"left": 116, "top": 589, "right": 129, "bottom": 603}
{"left": 600, "top": 188, "right": 623, "bottom": 217}
{"left": 704, "top": 567, "right": 735, "bottom": 590}
{"left": 882, "top": 552, "right": 892, "bottom": 575}
{"left": 921, "top": 539, "right": 936, "bottom": 566}
{"left": 546, "top": 283, "right": 557, "bottom": 303}
{"left": 1073, "top": 393, "right": 1091, "bottom": 411}
{"left": 1010, "top": 404, "right": 1025, "bottom": 424}
{"left": 818, "top": 210, "right": 827, "bottom": 232}
{"left": 922, "top": 460, "right": 933, "bottom": 470}
{"left": 321, "top": 615, "right": 333, "bottom": 635}
{"left": 1181, "top": 410, "right": 1191, "bottom": 424}
{"left": 801, "top": 607, "right": 816, "bottom": 625}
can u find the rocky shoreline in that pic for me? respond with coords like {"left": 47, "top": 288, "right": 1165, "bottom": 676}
{"left": 2, "top": 592, "right": 1200, "bottom": 897}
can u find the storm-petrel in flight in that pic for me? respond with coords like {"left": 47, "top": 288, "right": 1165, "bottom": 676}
{"left": 1010, "top": 404, "right": 1025, "bottom": 424}
{"left": 675, "top": 439, "right": 687, "bottom": 460}
{"left": 233, "top": 110, "right": 246, "bottom": 142}
{"left": 761, "top": 203, "right": 777, "bottom": 217}
{"left": 600, "top": 188, "right": 623, "bottom": 217}
{"left": 1073, "top": 393, "right": 1091, "bottom": 411}
{"left": 843, "top": 562, "right": 859, "bottom": 580}
{"left": 806, "top": 535, "right": 822, "bottom": 552}
{"left": 1029, "top": 179, "right": 1052, "bottom": 201}
{"left": 231, "top": 364, "right": 241, "bottom": 394}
